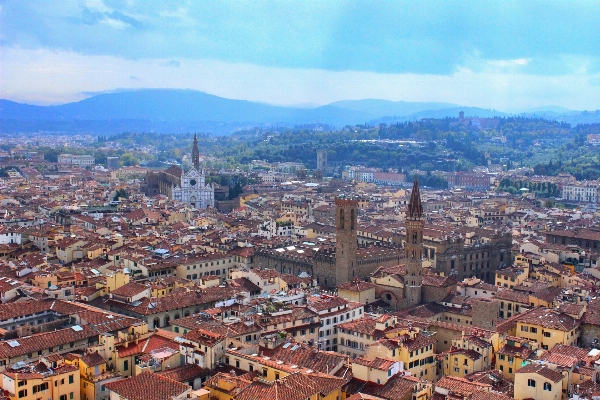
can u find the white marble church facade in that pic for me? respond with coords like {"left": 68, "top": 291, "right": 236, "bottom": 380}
{"left": 171, "top": 166, "right": 214, "bottom": 209}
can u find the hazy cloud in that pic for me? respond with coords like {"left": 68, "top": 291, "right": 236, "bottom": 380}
{"left": 2, "top": 48, "right": 599, "bottom": 111}
{"left": 0, "top": 0, "right": 599, "bottom": 107}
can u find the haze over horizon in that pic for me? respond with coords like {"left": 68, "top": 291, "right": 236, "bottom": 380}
{"left": 1, "top": 0, "right": 599, "bottom": 111}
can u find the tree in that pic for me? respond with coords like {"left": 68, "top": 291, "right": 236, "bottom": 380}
{"left": 120, "top": 153, "right": 140, "bottom": 166}
{"left": 113, "top": 188, "right": 129, "bottom": 201}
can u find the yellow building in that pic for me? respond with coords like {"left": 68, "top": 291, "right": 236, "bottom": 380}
{"left": 442, "top": 334, "right": 493, "bottom": 379}
{"left": 1, "top": 361, "right": 80, "bottom": 400}
{"left": 495, "top": 265, "right": 528, "bottom": 289}
{"left": 64, "top": 352, "right": 121, "bottom": 400}
{"left": 537, "top": 344, "right": 600, "bottom": 393}
{"left": 514, "top": 363, "right": 564, "bottom": 400}
{"left": 494, "top": 336, "right": 538, "bottom": 380}
{"left": 337, "top": 279, "right": 377, "bottom": 305}
{"left": 515, "top": 307, "right": 580, "bottom": 350}
{"left": 102, "top": 269, "right": 130, "bottom": 294}
{"left": 364, "top": 328, "right": 437, "bottom": 382}
{"left": 150, "top": 277, "right": 194, "bottom": 298}
{"left": 352, "top": 357, "right": 400, "bottom": 385}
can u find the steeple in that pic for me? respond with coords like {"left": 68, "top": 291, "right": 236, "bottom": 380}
{"left": 192, "top": 133, "right": 200, "bottom": 170}
{"left": 403, "top": 176, "right": 424, "bottom": 308}
{"left": 407, "top": 177, "right": 423, "bottom": 220}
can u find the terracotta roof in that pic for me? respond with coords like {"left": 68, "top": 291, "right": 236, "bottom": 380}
{"left": 81, "top": 352, "right": 106, "bottom": 367}
{"left": 236, "top": 371, "right": 348, "bottom": 400}
{"left": 353, "top": 357, "right": 396, "bottom": 371}
{"left": 515, "top": 363, "right": 564, "bottom": 382}
{"left": 435, "top": 376, "right": 491, "bottom": 397}
{"left": 103, "top": 371, "right": 190, "bottom": 400}
{"left": 338, "top": 279, "right": 376, "bottom": 292}
{"left": 515, "top": 307, "right": 580, "bottom": 332}
{"left": 422, "top": 274, "right": 456, "bottom": 287}
{"left": 110, "top": 282, "right": 149, "bottom": 297}
{"left": 156, "top": 364, "right": 210, "bottom": 383}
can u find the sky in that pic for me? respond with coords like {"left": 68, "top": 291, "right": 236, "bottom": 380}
{"left": 1, "top": 0, "right": 600, "bottom": 111}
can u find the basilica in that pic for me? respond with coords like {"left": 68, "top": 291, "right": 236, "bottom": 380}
{"left": 145, "top": 134, "right": 215, "bottom": 209}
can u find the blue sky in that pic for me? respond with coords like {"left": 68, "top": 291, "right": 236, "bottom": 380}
{"left": 1, "top": 0, "right": 599, "bottom": 110}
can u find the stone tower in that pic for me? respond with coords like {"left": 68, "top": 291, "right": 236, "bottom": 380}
{"left": 192, "top": 133, "right": 200, "bottom": 170}
{"left": 404, "top": 178, "right": 424, "bottom": 307}
{"left": 472, "top": 298, "right": 500, "bottom": 330}
{"left": 317, "top": 149, "right": 328, "bottom": 172}
{"left": 335, "top": 196, "right": 358, "bottom": 286}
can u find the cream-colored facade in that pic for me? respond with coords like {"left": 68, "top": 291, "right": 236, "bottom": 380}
{"left": 514, "top": 365, "right": 564, "bottom": 400}
{"left": 2, "top": 363, "right": 80, "bottom": 400}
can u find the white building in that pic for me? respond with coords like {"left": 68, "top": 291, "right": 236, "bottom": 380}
{"left": 307, "top": 294, "right": 364, "bottom": 352}
{"left": 562, "top": 183, "right": 600, "bottom": 203}
{"left": 58, "top": 154, "right": 95, "bottom": 167}
{"left": 0, "top": 231, "right": 21, "bottom": 245}
{"left": 171, "top": 166, "right": 215, "bottom": 209}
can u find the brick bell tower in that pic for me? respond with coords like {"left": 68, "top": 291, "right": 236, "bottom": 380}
{"left": 335, "top": 196, "right": 359, "bottom": 286}
{"left": 192, "top": 133, "right": 200, "bottom": 170}
{"left": 404, "top": 178, "right": 424, "bottom": 307}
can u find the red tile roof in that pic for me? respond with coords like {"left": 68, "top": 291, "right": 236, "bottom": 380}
{"left": 104, "top": 371, "right": 190, "bottom": 400}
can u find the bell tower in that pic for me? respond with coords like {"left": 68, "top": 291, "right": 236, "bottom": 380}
{"left": 404, "top": 178, "right": 424, "bottom": 307}
{"left": 192, "top": 133, "right": 200, "bottom": 171}
{"left": 335, "top": 196, "right": 358, "bottom": 287}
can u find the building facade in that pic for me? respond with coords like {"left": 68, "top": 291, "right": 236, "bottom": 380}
{"left": 145, "top": 134, "right": 214, "bottom": 209}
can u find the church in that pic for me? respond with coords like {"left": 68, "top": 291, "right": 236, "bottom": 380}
{"left": 145, "top": 134, "right": 215, "bottom": 209}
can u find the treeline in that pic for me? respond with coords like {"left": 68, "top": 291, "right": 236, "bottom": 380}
{"left": 497, "top": 178, "right": 560, "bottom": 197}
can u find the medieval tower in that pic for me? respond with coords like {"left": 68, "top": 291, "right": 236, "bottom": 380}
{"left": 335, "top": 196, "right": 359, "bottom": 286}
{"left": 317, "top": 149, "right": 328, "bottom": 172}
{"left": 404, "top": 178, "right": 424, "bottom": 307}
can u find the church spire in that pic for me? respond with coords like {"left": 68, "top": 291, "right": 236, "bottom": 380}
{"left": 407, "top": 177, "right": 423, "bottom": 219}
{"left": 192, "top": 133, "right": 200, "bottom": 170}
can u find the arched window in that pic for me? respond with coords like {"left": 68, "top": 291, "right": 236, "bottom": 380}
{"left": 339, "top": 209, "right": 345, "bottom": 229}
{"left": 413, "top": 233, "right": 418, "bottom": 244}
{"left": 350, "top": 209, "right": 355, "bottom": 231}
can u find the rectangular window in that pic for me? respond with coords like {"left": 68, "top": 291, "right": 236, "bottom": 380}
{"left": 123, "top": 360, "right": 129, "bottom": 371}
{"left": 68, "top": 375, "right": 74, "bottom": 384}
{"left": 528, "top": 379, "right": 536, "bottom": 387}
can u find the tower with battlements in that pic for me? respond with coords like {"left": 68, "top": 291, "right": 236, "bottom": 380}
{"left": 334, "top": 196, "right": 359, "bottom": 286}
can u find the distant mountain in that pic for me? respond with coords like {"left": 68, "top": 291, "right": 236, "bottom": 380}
{"left": 0, "top": 89, "right": 372, "bottom": 134}
{"left": 329, "top": 99, "right": 459, "bottom": 119}
{"left": 1, "top": 89, "right": 599, "bottom": 134}
{"left": 523, "top": 105, "right": 576, "bottom": 113}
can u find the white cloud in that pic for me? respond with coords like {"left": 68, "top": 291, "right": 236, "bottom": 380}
{"left": 1, "top": 47, "right": 599, "bottom": 111}
{"left": 487, "top": 58, "right": 531, "bottom": 68}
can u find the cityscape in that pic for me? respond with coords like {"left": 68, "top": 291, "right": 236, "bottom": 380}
{"left": 1, "top": 2, "right": 600, "bottom": 400}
